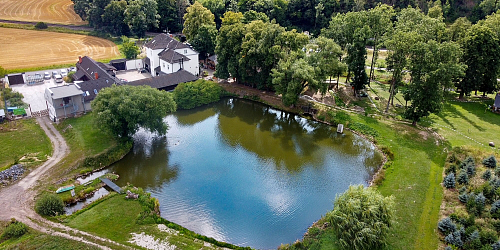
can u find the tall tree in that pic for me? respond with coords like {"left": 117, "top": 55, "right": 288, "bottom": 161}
{"left": 73, "top": 0, "right": 90, "bottom": 20}
{"left": 306, "top": 36, "right": 346, "bottom": 93}
{"left": 191, "top": 24, "right": 218, "bottom": 58}
{"left": 347, "top": 26, "right": 369, "bottom": 96}
{"left": 404, "top": 41, "right": 464, "bottom": 125}
{"left": 447, "top": 17, "right": 471, "bottom": 43}
{"left": 157, "top": 0, "right": 182, "bottom": 33}
{"left": 198, "top": 0, "right": 225, "bottom": 27}
{"left": 395, "top": 6, "right": 446, "bottom": 42}
{"left": 183, "top": 1, "right": 216, "bottom": 41}
{"left": 120, "top": 36, "right": 141, "bottom": 59}
{"left": 125, "top": 0, "right": 160, "bottom": 37}
{"left": 87, "top": 0, "right": 111, "bottom": 29}
{"left": 102, "top": 0, "right": 129, "bottom": 35}
{"left": 458, "top": 25, "right": 500, "bottom": 98}
{"left": 214, "top": 11, "right": 245, "bottom": 81}
{"left": 367, "top": 4, "right": 394, "bottom": 81}
{"left": 92, "top": 85, "right": 176, "bottom": 138}
{"left": 272, "top": 51, "right": 318, "bottom": 106}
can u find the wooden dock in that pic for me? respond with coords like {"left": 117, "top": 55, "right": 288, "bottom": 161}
{"left": 100, "top": 177, "right": 122, "bottom": 194}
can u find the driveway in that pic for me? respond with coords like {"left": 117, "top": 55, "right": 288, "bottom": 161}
{"left": 11, "top": 69, "right": 68, "bottom": 112}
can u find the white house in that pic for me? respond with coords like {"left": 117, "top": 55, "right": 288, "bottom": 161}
{"left": 45, "top": 83, "right": 86, "bottom": 121}
{"left": 144, "top": 34, "right": 199, "bottom": 77}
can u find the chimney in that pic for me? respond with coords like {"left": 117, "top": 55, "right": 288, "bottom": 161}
{"left": 78, "top": 56, "right": 82, "bottom": 63}
{"left": 94, "top": 72, "right": 99, "bottom": 79}
{"left": 170, "top": 34, "right": 173, "bottom": 38}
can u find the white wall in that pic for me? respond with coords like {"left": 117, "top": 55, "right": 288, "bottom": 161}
{"left": 126, "top": 59, "right": 143, "bottom": 70}
{"left": 174, "top": 48, "right": 199, "bottom": 76}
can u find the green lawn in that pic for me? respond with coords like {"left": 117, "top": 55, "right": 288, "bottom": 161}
{"left": 64, "top": 194, "right": 223, "bottom": 249}
{"left": 0, "top": 119, "right": 52, "bottom": 170}
{"left": 0, "top": 231, "right": 100, "bottom": 250}
{"left": 426, "top": 99, "right": 500, "bottom": 152}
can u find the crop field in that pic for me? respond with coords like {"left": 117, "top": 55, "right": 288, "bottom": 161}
{"left": 0, "top": 0, "right": 85, "bottom": 25}
{"left": 0, "top": 27, "right": 119, "bottom": 69}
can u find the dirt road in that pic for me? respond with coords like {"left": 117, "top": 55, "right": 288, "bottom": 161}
{"left": 0, "top": 117, "right": 128, "bottom": 249}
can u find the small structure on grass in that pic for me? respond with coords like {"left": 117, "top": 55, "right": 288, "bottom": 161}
{"left": 493, "top": 92, "right": 500, "bottom": 112}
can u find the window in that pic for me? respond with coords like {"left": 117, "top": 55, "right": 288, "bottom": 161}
{"left": 184, "top": 49, "right": 187, "bottom": 54}
{"left": 85, "top": 91, "right": 90, "bottom": 96}
{"left": 94, "top": 89, "right": 98, "bottom": 95}
{"left": 63, "top": 97, "right": 70, "bottom": 104}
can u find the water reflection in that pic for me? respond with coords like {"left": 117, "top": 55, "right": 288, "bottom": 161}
{"left": 111, "top": 131, "right": 179, "bottom": 191}
{"left": 107, "top": 98, "right": 383, "bottom": 249}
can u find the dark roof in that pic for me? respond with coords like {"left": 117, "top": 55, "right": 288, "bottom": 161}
{"left": 77, "top": 78, "right": 118, "bottom": 102}
{"left": 109, "top": 59, "right": 127, "bottom": 64}
{"left": 154, "top": 66, "right": 161, "bottom": 74}
{"left": 75, "top": 56, "right": 119, "bottom": 83}
{"left": 127, "top": 70, "right": 197, "bottom": 90}
{"left": 158, "top": 49, "right": 190, "bottom": 64}
{"left": 7, "top": 73, "right": 24, "bottom": 85}
{"left": 144, "top": 33, "right": 189, "bottom": 50}
{"left": 73, "top": 70, "right": 85, "bottom": 81}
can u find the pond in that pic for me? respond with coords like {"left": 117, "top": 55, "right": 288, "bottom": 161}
{"left": 107, "top": 98, "right": 383, "bottom": 249}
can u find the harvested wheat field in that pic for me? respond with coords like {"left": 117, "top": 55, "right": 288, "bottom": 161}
{"left": 0, "top": 27, "right": 120, "bottom": 69}
{"left": 0, "top": 0, "right": 85, "bottom": 25}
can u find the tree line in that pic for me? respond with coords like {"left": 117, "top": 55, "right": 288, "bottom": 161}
{"left": 72, "top": 0, "right": 500, "bottom": 37}
{"left": 185, "top": 4, "right": 500, "bottom": 125}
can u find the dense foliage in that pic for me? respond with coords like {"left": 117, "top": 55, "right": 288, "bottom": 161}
{"left": 0, "top": 221, "right": 28, "bottom": 240}
{"left": 91, "top": 85, "right": 176, "bottom": 138}
{"left": 327, "top": 185, "right": 394, "bottom": 250}
{"left": 34, "top": 22, "right": 48, "bottom": 29}
{"left": 439, "top": 151, "right": 500, "bottom": 249}
{"left": 119, "top": 36, "right": 141, "bottom": 59}
{"left": 173, "top": 79, "right": 223, "bottom": 109}
{"left": 35, "top": 194, "right": 65, "bottom": 216}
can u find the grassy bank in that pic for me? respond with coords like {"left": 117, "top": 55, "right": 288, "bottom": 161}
{"left": 0, "top": 119, "right": 52, "bottom": 171}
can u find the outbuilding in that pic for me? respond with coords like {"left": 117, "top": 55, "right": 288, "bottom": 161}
{"left": 44, "top": 83, "right": 85, "bottom": 121}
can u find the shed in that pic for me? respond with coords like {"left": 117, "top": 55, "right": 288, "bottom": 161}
{"left": 7, "top": 73, "right": 24, "bottom": 85}
{"left": 109, "top": 59, "right": 127, "bottom": 71}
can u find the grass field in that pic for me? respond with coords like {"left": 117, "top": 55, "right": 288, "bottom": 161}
{"left": 0, "top": 0, "right": 85, "bottom": 25}
{"left": 0, "top": 27, "right": 119, "bottom": 70}
{"left": 0, "top": 119, "right": 52, "bottom": 170}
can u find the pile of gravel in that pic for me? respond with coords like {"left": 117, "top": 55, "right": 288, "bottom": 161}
{"left": 0, "top": 164, "right": 25, "bottom": 181}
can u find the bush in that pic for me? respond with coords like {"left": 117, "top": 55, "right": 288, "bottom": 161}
{"left": 35, "top": 193, "right": 64, "bottom": 216}
{"left": 1, "top": 221, "right": 28, "bottom": 239}
{"left": 173, "top": 79, "right": 223, "bottom": 110}
{"left": 459, "top": 192, "right": 469, "bottom": 203}
{"left": 446, "top": 164, "right": 457, "bottom": 175}
{"left": 445, "top": 229, "right": 464, "bottom": 248}
{"left": 484, "top": 170, "right": 493, "bottom": 181}
{"left": 484, "top": 156, "right": 498, "bottom": 168}
{"left": 491, "top": 200, "right": 500, "bottom": 218}
{"left": 481, "top": 229, "right": 499, "bottom": 245}
{"left": 327, "top": 185, "right": 394, "bottom": 250}
{"left": 444, "top": 173, "right": 456, "bottom": 189}
{"left": 438, "top": 217, "right": 457, "bottom": 234}
{"left": 349, "top": 122, "right": 379, "bottom": 138}
{"left": 467, "top": 163, "right": 476, "bottom": 177}
{"left": 458, "top": 169, "right": 469, "bottom": 185}
{"left": 64, "top": 71, "right": 75, "bottom": 83}
{"left": 461, "top": 156, "right": 475, "bottom": 169}
{"left": 34, "top": 22, "right": 48, "bottom": 29}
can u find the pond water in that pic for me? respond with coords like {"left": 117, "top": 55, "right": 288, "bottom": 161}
{"left": 107, "top": 98, "right": 383, "bottom": 249}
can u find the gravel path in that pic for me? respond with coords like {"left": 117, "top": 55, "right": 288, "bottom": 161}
{"left": 0, "top": 117, "right": 129, "bottom": 249}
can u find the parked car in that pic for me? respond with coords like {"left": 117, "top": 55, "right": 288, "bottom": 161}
{"left": 69, "top": 67, "right": 76, "bottom": 72}
{"left": 60, "top": 69, "right": 68, "bottom": 77}
{"left": 54, "top": 74, "right": 63, "bottom": 83}
{"left": 52, "top": 71, "right": 58, "bottom": 78}
{"left": 44, "top": 72, "right": 51, "bottom": 80}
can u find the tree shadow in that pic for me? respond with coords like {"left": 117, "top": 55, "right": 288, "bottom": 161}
{"left": 435, "top": 102, "right": 485, "bottom": 132}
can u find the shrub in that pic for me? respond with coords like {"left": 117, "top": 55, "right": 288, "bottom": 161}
{"left": 461, "top": 156, "right": 475, "bottom": 169}
{"left": 476, "top": 193, "right": 486, "bottom": 215}
{"left": 64, "top": 71, "right": 75, "bottom": 83}
{"left": 327, "top": 185, "right": 394, "bottom": 250}
{"left": 444, "top": 173, "right": 456, "bottom": 189}
{"left": 459, "top": 186, "right": 467, "bottom": 194}
{"left": 458, "top": 169, "right": 469, "bottom": 185}
{"left": 0, "top": 221, "right": 28, "bottom": 239}
{"left": 484, "top": 156, "right": 498, "bottom": 168}
{"left": 446, "top": 164, "right": 457, "bottom": 175}
{"left": 445, "top": 229, "right": 464, "bottom": 248}
{"left": 481, "top": 229, "right": 499, "bottom": 245}
{"left": 459, "top": 192, "right": 469, "bottom": 203}
{"left": 35, "top": 193, "right": 64, "bottom": 216}
{"left": 173, "top": 79, "right": 223, "bottom": 110}
{"left": 438, "top": 217, "right": 457, "bottom": 234}
{"left": 34, "top": 22, "right": 48, "bottom": 29}
{"left": 491, "top": 200, "right": 500, "bottom": 218}
{"left": 467, "top": 163, "right": 476, "bottom": 177}
{"left": 484, "top": 170, "right": 493, "bottom": 181}
{"left": 349, "top": 122, "right": 379, "bottom": 138}
{"left": 465, "top": 230, "right": 481, "bottom": 250}
{"left": 380, "top": 146, "right": 394, "bottom": 161}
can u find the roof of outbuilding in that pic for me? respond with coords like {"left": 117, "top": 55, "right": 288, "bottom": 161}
{"left": 158, "top": 49, "right": 190, "bottom": 64}
{"left": 77, "top": 78, "right": 118, "bottom": 102}
{"left": 47, "top": 84, "right": 84, "bottom": 99}
{"left": 127, "top": 70, "right": 197, "bottom": 89}
{"left": 144, "top": 33, "right": 189, "bottom": 50}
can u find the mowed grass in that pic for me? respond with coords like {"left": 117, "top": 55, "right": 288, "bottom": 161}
{"left": 0, "top": 119, "right": 52, "bottom": 170}
{"left": 64, "top": 194, "right": 218, "bottom": 249}
{"left": 427, "top": 99, "right": 500, "bottom": 152}
{"left": 0, "top": 230, "right": 99, "bottom": 250}
{"left": 52, "top": 112, "right": 116, "bottom": 176}
{"left": 0, "top": 27, "right": 120, "bottom": 70}
{"left": 0, "top": 0, "right": 85, "bottom": 25}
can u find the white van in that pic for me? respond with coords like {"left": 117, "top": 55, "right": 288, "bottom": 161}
{"left": 54, "top": 74, "right": 63, "bottom": 83}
